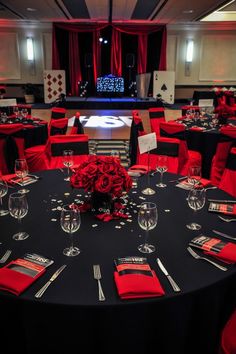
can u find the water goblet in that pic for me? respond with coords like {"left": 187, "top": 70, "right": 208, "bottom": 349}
{"left": 186, "top": 187, "right": 206, "bottom": 230}
{"left": 156, "top": 155, "right": 168, "bottom": 188}
{"left": 187, "top": 165, "right": 202, "bottom": 188}
{"left": 14, "top": 158, "right": 30, "bottom": 194}
{"left": 8, "top": 192, "right": 29, "bottom": 240}
{"left": 62, "top": 150, "right": 74, "bottom": 181}
{"left": 0, "top": 178, "right": 9, "bottom": 216}
{"left": 138, "top": 202, "right": 158, "bottom": 254}
{"left": 60, "top": 205, "right": 81, "bottom": 256}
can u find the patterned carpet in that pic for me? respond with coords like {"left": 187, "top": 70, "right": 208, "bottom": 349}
{"left": 89, "top": 139, "right": 130, "bottom": 168}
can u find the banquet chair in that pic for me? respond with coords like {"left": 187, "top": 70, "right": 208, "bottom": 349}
{"left": 49, "top": 117, "right": 69, "bottom": 136}
{"left": 148, "top": 107, "right": 166, "bottom": 136}
{"left": 70, "top": 112, "right": 84, "bottom": 134}
{"left": 136, "top": 136, "right": 182, "bottom": 174}
{"left": 0, "top": 123, "right": 25, "bottom": 174}
{"left": 129, "top": 113, "right": 146, "bottom": 166}
{"left": 159, "top": 121, "right": 202, "bottom": 175}
{"left": 210, "top": 126, "right": 236, "bottom": 186}
{"left": 218, "top": 147, "right": 236, "bottom": 197}
{"left": 25, "top": 134, "right": 89, "bottom": 172}
{"left": 219, "top": 309, "right": 236, "bottom": 354}
{"left": 50, "top": 107, "right": 66, "bottom": 119}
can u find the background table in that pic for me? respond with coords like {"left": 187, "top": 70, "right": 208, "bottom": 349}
{"left": 0, "top": 169, "right": 236, "bottom": 354}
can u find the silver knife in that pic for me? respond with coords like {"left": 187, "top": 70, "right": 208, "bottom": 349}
{"left": 212, "top": 230, "right": 236, "bottom": 241}
{"left": 156, "top": 258, "right": 181, "bottom": 292}
{"left": 208, "top": 199, "right": 236, "bottom": 203}
{"left": 35, "top": 264, "right": 67, "bottom": 298}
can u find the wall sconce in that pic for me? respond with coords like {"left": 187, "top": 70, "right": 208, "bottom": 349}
{"left": 27, "top": 37, "right": 34, "bottom": 61}
{"left": 185, "top": 40, "right": 194, "bottom": 76}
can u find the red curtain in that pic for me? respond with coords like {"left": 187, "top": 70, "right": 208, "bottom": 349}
{"left": 111, "top": 28, "right": 122, "bottom": 77}
{"left": 69, "top": 32, "right": 81, "bottom": 96}
{"left": 158, "top": 26, "right": 167, "bottom": 71}
{"left": 138, "top": 34, "right": 148, "bottom": 74}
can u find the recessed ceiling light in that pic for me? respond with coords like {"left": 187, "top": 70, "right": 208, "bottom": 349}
{"left": 183, "top": 10, "right": 194, "bottom": 14}
{"left": 26, "top": 7, "right": 37, "bottom": 12}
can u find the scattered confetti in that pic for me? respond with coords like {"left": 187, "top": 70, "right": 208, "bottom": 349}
{"left": 51, "top": 218, "right": 57, "bottom": 222}
{"left": 115, "top": 226, "right": 121, "bottom": 229}
{"left": 92, "top": 224, "right": 98, "bottom": 228}
{"left": 165, "top": 209, "right": 171, "bottom": 212}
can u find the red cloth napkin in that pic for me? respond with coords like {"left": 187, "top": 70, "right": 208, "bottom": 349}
{"left": 180, "top": 177, "right": 211, "bottom": 187}
{"left": 114, "top": 270, "right": 165, "bottom": 299}
{"left": 0, "top": 260, "right": 46, "bottom": 295}
{"left": 189, "top": 127, "right": 205, "bottom": 131}
{"left": 204, "top": 243, "right": 236, "bottom": 264}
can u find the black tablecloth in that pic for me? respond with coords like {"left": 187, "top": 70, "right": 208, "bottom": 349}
{"left": 1, "top": 169, "right": 236, "bottom": 354}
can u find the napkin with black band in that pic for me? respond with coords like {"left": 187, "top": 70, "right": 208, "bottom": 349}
{"left": 209, "top": 202, "right": 236, "bottom": 215}
{"left": 114, "top": 257, "right": 165, "bottom": 299}
{"left": 189, "top": 235, "right": 236, "bottom": 264}
{"left": 0, "top": 253, "right": 54, "bottom": 295}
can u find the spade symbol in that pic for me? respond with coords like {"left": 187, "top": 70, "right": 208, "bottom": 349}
{"left": 161, "top": 84, "right": 167, "bottom": 91}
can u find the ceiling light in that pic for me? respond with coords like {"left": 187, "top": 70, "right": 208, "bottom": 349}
{"left": 26, "top": 8, "right": 37, "bottom": 12}
{"left": 183, "top": 10, "right": 194, "bottom": 14}
{"left": 186, "top": 40, "right": 194, "bottom": 63}
{"left": 27, "top": 37, "right": 34, "bottom": 61}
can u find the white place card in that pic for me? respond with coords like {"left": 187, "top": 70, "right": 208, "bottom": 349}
{"left": 138, "top": 133, "right": 157, "bottom": 154}
{"left": 198, "top": 99, "right": 214, "bottom": 107}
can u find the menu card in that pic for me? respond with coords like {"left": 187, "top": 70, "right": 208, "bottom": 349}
{"left": 208, "top": 202, "right": 236, "bottom": 215}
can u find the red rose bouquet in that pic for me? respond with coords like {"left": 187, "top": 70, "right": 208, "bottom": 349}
{"left": 70, "top": 155, "right": 133, "bottom": 198}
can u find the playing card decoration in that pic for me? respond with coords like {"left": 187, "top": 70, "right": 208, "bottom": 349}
{"left": 161, "top": 84, "right": 167, "bottom": 91}
{"left": 43, "top": 70, "right": 66, "bottom": 104}
{"left": 153, "top": 71, "right": 175, "bottom": 104}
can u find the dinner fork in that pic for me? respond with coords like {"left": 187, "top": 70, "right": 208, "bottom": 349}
{"left": 0, "top": 249, "right": 12, "bottom": 263}
{"left": 93, "top": 264, "right": 106, "bottom": 301}
{"left": 218, "top": 216, "right": 236, "bottom": 222}
{"left": 187, "top": 247, "right": 227, "bottom": 271}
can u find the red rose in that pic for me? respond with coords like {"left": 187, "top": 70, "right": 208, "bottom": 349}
{"left": 95, "top": 174, "right": 113, "bottom": 193}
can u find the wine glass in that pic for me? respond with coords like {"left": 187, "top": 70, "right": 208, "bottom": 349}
{"left": 186, "top": 187, "right": 206, "bottom": 230}
{"left": 0, "top": 178, "right": 9, "bottom": 216}
{"left": 138, "top": 202, "right": 158, "bottom": 254}
{"left": 63, "top": 150, "right": 74, "bottom": 181}
{"left": 14, "top": 158, "right": 30, "bottom": 194}
{"left": 187, "top": 165, "right": 202, "bottom": 188}
{"left": 60, "top": 205, "right": 81, "bottom": 256}
{"left": 156, "top": 155, "right": 168, "bottom": 188}
{"left": 8, "top": 192, "right": 29, "bottom": 240}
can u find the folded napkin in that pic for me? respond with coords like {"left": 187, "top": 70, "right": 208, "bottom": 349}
{"left": 189, "top": 127, "right": 205, "bottom": 131}
{"left": 0, "top": 259, "right": 46, "bottom": 295}
{"left": 114, "top": 270, "right": 165, "bottom": 299}
{"left": 128, "top": 165, "right": 149, "bottom": 174}
{"left": 177, "top": 177, "right": 211, "bottom": 190}
{"left": 204, "top": 243, "right": 236, "bottom": 264}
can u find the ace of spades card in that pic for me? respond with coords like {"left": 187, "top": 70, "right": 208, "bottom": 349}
{"left": 153, "top": 71, "right": 175, "bottom": 104}
{"left": 43, "top": 70, "right": 66, "bottom": 104}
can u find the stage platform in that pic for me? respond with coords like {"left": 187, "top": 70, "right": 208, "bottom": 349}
{"left": 64, "top": 96, "right": 162, "bottom": 110}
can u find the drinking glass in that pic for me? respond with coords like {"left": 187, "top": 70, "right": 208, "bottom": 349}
{"left": 14, "top": 158, "right": 30, "bottom": 194}
{"left": 138, "top": 202, "right": 158, "bottom": 253}
{"left": 0, "top": 178, "right": 9, "bottom": 216}
{"left": 156, "top": 155, "right": 168, "bottom": 188}
{"left": 8, "top": 192, "right": 29, "bottom": 240}
{"left": 187, "top": 165, "right": 202, "bottom": 188}
{"left": 62, "top": 150, "right": 74, "bottom": 181}
{"left": 186, "top": 187, "right": 206, "bottom": 230}
{"left": 60, "top": 205, "right": 81, "bottom": 256}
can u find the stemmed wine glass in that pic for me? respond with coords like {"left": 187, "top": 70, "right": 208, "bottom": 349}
{"left": 8, "top": 192, "right": 29, "bottom": 240}
{"left": 62, "top": 150, "right": 74, "bottom": 181}
{"left": 138, "top": 202, "right": 158, "bottom": 253}
{"left": 187, "top": 166, "right": 202, "bottom": 188}
{"left": 156, "top": 155, "right": 168, "bottom": 188}
{"left": 60, "top": 205, "right": 81, "bottom": 256}
{"left": 186, "top": 187, "right": 206, "bottom": 230}
{"left": 15, "top": 158, "right": 30, "bottom": 194}
{"left": 0, "top": 178, "right": 9, "bottom": 216}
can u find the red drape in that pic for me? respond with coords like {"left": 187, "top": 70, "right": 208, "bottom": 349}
{"left": 52, "top": 25, "right": 60, "bottom": 70}
{"left": 111, "top": 28, "right": 122, "bottom": 77}
{"left": 138, "top": 34, "right": 148, "bottom": 74}
{"left": 159, "top": 26, "right": 167, "bottom": 71}
{"left": 69, "top": 32, "right": 82, "bottom": 96}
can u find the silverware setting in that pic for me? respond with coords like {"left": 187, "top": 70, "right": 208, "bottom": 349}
{"left": 212, "top": 230, "right": 236, "bottom": 241}
{"left": 156, "top": 258, "right": 181, "bottom": 292}
{"left": 187, "top": 246, "right": 227, "bottom": 271}
{"left": 35, "top": 264, "right": 67, "bottom": 298}
{"left": 169, "top": 176, "right": 187, "bottom": 183}
{"left": 218, "top": 216, "right": 236, "bottom": 223}
{"left": 93, "top": 264, "right": 106, "bottom": 301}
{"left": 0, "top": 249, "right": 12, "bottom": 263}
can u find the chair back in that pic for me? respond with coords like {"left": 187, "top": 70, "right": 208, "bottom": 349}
{"left": 49, "top": 118, "right": 68, "bottom": 136}
{"left": 70, "top": 112, "right": 84, "bottom": 134}
{"left": 51, "top": 107, "right": 66, "bottom": 119}
{"left": 219, "top": 147, "right": 236, "bottom": 197}
{"left": 129, "top": 114, "right": 146, "bottom": 166}
{"left": 148, "top": 107, "right": 165, "bottom": 136}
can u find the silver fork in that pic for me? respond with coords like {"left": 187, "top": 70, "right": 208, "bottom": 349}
{"left": 93, "top": 264, "right": 105, "bottom": 301}
{"left": 218, "top": 216, "right": 236, "bottom": 222}
{"left": 187, "top": 247, "right": 227, "bottom": 271}
{"left": 0, "top": 249, "right": 12, "bottom": 263}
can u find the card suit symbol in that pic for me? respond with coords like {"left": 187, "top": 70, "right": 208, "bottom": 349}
{"left": 161, "top": 84, "right": 167, "bottom": 91}
{"left": 47, "top": 74, "right": 51, "bottom": 79}
{"left": 58, "top": 81, "right": 62, "bottom": 86}
{"left": 48, "top": 94, "right": 52, "bottom": 99}
{"left": 58, "top": 87, "right": 63, "bottom": 92}
{"left": 47, "top": 81, "right": 52, "bottom": 86}
{"left": 53, "top": 77, "right": 57, "bottom": 83}
{"left": 53, "top": 90, "right": 58, "bottom": 95}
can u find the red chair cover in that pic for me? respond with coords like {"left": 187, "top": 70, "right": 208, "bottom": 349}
{"left": 159, "top": 121, "right": 202, "bottom": 175}
{"left": 210, "top": 126, "right": 236, "bottom": 186}
{"left": 70, "top": 112, "right": 84, "bottom": 134}
{"left": 148, "top": 107, "right": 165, "bottom": 136}
{"left": 25, "top": 144, "right": 50, "bottom": 172}
{"left": 49, "top": 118, "right": 68, "bottom": 136}
{"left": 137, "top": 136, "right": 181, "bottom": 173}
{"left": 51, "top": 107, "right": 66, "bottom": 119}
{"left": 219, "top": 147, "right": 236, "bottom": 197}
{"left": 220, "top": 309, "right": 236, "bottom": 354}
{"left": 0, "top": 124, "right": 25, "bottom": 174}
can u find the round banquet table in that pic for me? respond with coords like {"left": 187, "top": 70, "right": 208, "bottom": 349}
{"left": 1, "top": 169, "right": 236, "bottom": 354}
